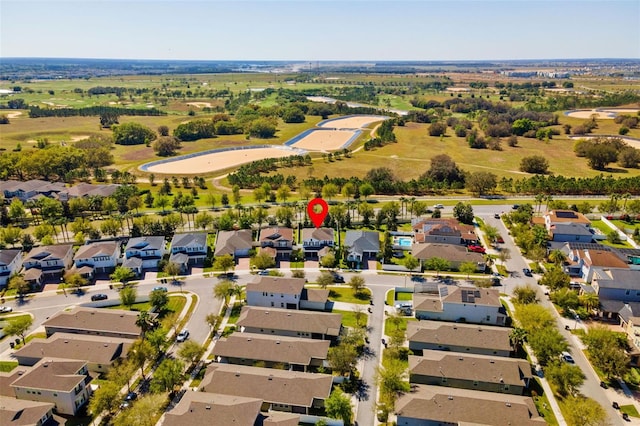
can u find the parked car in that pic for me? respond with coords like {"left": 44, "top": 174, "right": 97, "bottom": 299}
{"left": 561, "top": 351, "right": 575, "bottom": 364}
{"left": 467, "top": 245, "right": 486, "bottom": 254}
{"left": 512, "top": 204, "right": 520, "bottom": 210}
{"left": 257, "top": 269, "right": 270, "bottom": 276}
{"left": 522, "top": 268, "right": 533, "bottom": 277}
{"left": 0, "top": 306, "right": 12, "bottom": 313}
{"left": 152, "top": 286, "right": 168, "bottom": 292}
{"left": 176, "top": 329, "right": 189, "bottom": 342}
{"left": 434, "top": 204, "right": 444, "bottom": 209}
{"left": 91, "top": 294, "right": 108, "bottom": 301}
{"left": 494, "top": 213, "right": 500, "bottom": 219}
{"left": 496, "top": 236, "right": 505, "bottom": 243}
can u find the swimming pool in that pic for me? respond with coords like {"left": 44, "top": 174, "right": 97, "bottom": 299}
{"left": 393, "top": 237, "right": 413, "bottom": 247}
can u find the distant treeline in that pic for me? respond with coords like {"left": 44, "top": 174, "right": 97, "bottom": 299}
{"left": 28, "top": 105, "right": 166, "bottom": 118}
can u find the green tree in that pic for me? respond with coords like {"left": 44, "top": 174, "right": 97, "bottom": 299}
{"left": 178, "top": 340, "right": 206, "bottom": 365}
{"left": 1, "top": 226, "right": 22, "bottom": 247}
{"left": 539, "top": 265, "right": 570, "bottom": 291}
{"left": 146, "top": 328, "right": 169, "bottom": 355}
{"left": 375, "top": 358, "right": 410, "bottom": 405}
{"left": 88, "top": 380, "right": 121, "bottom": 415}
{"left": 213, "top": 280, "right": 239, "bottom": 306}
{"left": 152, "top": 136, "right": 181, "bottom": 156}
{"left": 452, "top": 202, "right": 474, "bottom": 224}
{"left": 8, "top": 275, "right": 30, "bottom": 298}
{"left": 111, "top": 266, "right": 135, "bottom": 284}
{"left": 64, "top": 272, "right": 87, "bottom": 293}
{"left": 583, "top": 325, "right": 629, "bottom": 379}
{"left": 150, "top": 358, "right": 184, "bottom": 393}
{"left": 114, "top": 393, "right": 166, "bottom": 426}
{"left": 514, "top": 304, "right": 556, "bottom": 333}
{"left": 113, "top": 122, "right": 157, "bottom": 145}
{"left": 459, "top": 261, "right": 477, "bottom": 279}
{"left": 213, "top": 254, "right": 236, "bottom": 273}
{"left": 424, "top": 257, "right": 450, "bottom": 275}
{"left": 563, "top": 396, "right": 607, "bottom": 426}
{"left": 128, "top": 339, "right": 155, "bottom": 380}
{"left": 276, "top": 184, "right": 291, "bottom": 203}
{"left": 359, "top": 182, "right": 375, "bottom": 200}
{"left": 465, "top": 171, "right": 497, "bottom": 196}
{"left": 107, "top": 359, "right": 137, "bottom": 393}
{"left": 348, "top": 275, "right": 366, "bottom": 294}
{"left": 520, "top": 155, "right": 550, "bottom": 174}
{"left": 194, "top": 211, "right": 213, "bottom": 230}
{"left": 548, "top": 249, "right": 568, "bottom": 265}
{"left": 321, "top": 183, "right": 339, "bottom": 201}
{"left": 319, "top": 252, "right": 336, "bottom": 269}
{"left": 545, "top": 361, "right": 585, "bottom": 396}
{"left": 528, "top": 327, "right": 568, "bottom": 366}
{"left": 163, "top": 261, "right": 181, "bottom": 282}
{"left": 4, "top": 315, "right": 33, "bottom": 345}
{"left": 328, "top": 341, "right": 359, "bottom": 376}
{"left": 120, "top": 286, "right": 137, "bottom": 309}
{"left": 325, "top": 387, "right": 353, "bottom": 425}
{"left": 252, "top": 251, "right": 276, "bottom": 270}
{"left": 317, "top": 271, "right": 335, "bottom": 289}
{"left": 205, "top": 313, "right": 222, "bottom": 334}
{"left": 149, "top": 289, "right": 169, "bottom": 312}
{"left": 513, "top": 285, "right": 537, "bottom": 304}
{"left": 509, "top": 327, "right": 527, "bottom": 354}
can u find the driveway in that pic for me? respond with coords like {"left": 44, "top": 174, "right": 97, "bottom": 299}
{"left": 236, "top": 257, "right": 251, "bottom": 271}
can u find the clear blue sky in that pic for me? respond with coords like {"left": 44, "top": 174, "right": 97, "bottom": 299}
{"left": 1, "top": 0, "right": 639, "bottom": 61}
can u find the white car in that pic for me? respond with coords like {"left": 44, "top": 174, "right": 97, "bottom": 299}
{"left": 176, "top": 329, "right": 189, "bottom": 342}
{"left": 434, "top": 204, "right": 444, "bottom": 209}
{"left": 0, "top": 306, "right": 12, "bottom": 313}
{"left": 561, "top": 351, "right": 575, "bottom": 364}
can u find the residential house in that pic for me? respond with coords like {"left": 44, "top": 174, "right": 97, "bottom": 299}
{"left": 394, "top": 385, "right": 545, "bottom": 426}
{"left": 549, "top": 223, "right": 594, "bottom": 243}
{"left": 71, "top": 241, "right": 120, "bottom": 281}
{"left": 407, "top": 321, "right": 513, "bottom": 357}
{"left": 413, "top": 285, "right": 507, "bottom": 326}
{"left": 160, "top": 391, "right": 300, "bottom": 426}
{"left": 123, "top": 236, "right": 165, "bottom": 273}
{"left": 56, "top": 182, "right": 119, "bottom": 202}
{"left": 199, "top": 364, "right": 332, "bottom": 415}
{"left": 301, "top": 228, "right": 334, "bottom": 258}
{"left": 591, "top": 267, "right": 640, "bottom": 307}
{"left": 0, "top": 396, "right": 56, "bottom": 426}
{"left": 12, "top": 333, "right": 132, "bottom": 374}
{"left": 0, "top": 249, "right": 22, "bottom": 288}
{"left": 412, "top": 243, "right": 486, "bottom": 272}
{"left": 0, "top": 180, "right": 66, "bottom": 203}
{"left": 22, "top": 244, "right": 73, "bottom": 287}
{"left": 245, "top": 276, "right": 329, "bottom": 311}
{"left": 543, "top": 209, "right": 591, "bottom": 230}
{"left": 170, "top": 233, "right": 208, "bottom": 272}
{"left": 9, "top": 358, "right": 92, "bottom": 415}
{"left": 617, "top": 303, "right": 640, "bottom": 366}
{"left": 344, "top": 230, "right": 379, "bottom": 267}
{"left": 236, "top": 306, "right": 342, "bottom": 343}
{"left": 565, "top": 248, "right": 630, "bottom": 282}
{"left": 259, "top": 227, "right": 293, "bottom": 260}
{"left": 213, "top": 333, "right": 330, "bottom": 372}
{"left": 412, "top": 218, "right": 478, "bottom": 245}
{"left": 409, "top": 352, "right": 532, "bottom": 395}
{"left": 42, "top": 306, "right": 149, "bottom": 340}
{"left": 214, "top": 230, "right": 253, "bottom": 258}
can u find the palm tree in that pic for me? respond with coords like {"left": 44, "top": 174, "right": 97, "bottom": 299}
{"left": 579, "top": 293, "right": 600, "bottom": 313}
{"left": 509, "top": 327, "right": 527, "bottom": 353}
{"left": 548, "top": 249, "right": 567, "bottom": 265}
{"left": 136, "top": 311, "right": 157, "bottom": 340}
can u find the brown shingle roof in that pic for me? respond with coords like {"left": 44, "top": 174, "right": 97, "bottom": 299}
{"left": 213, "top": 333, "right": 330, "bottom": 366}
{"left": 161, "top": 392, "right": 262, "bottom": 426}
{"left": 237, "top": 306, "right": 342, "bottom": 337}
{"left": 0, "top": 396, "right": 54, "bottom": 426}
{"left": 74, "top": 241, "right": 118, "bottom": 260}
{"left": 200, "top": 364, "right": 332, "bottom": 408}
{"left": 409, "top": 352, "right": 531, "bottom": 387}
{"left": 302, "top": 227, "right": 334, "bottom": 242}
{"left": 442, "top": 286, "right": 502, "bottom": 308}
{"left": 13, "top": 333, "right": 132, "bottom": 365}
{"left": 395, "top": 385, "right": 545, "bottom": 425}
{"left": 10, "top": 358, "right": 88, "bottom": 392}
{"left": 583, "top": 250, "right": 630, "bottom": 269}
{"left": 42, "top": 307, "right": 143, "bottom": 337}
{"left": 546, "top": 209, "right": 590, "bottom": 225}
{"left": 407, "top": 321, "right": 512, "bottom": 352}
{"left": 0, "top": 369, "right": 26, "bottom": 397}
{"left": 214, "top": 230, "right": 253, "bottom": 257}
{"left": 246, "top": 276, "right": 305, "bottom": 296}
{"left": 259, "top": 227, "right": 293, "bottom": 243}
{"left": 412, "top": 243, "right": 484, "bottom": 263}
{"left": 24, "top": 244, "right": 73, "bottom": 263}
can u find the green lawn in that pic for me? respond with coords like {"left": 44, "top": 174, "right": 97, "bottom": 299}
{"left": 327, "top": 286, "right": 371, "bottom": 304}
{"left": 384, "top": 316, "right": 416, "bottom": 335}
{"left": 620, "top": 404, "right": 640, "bottom": 418}
{"left": 529, "top": 379, "right": 559, "bottom": 426}
{"left": 226, "top": 302, "right": 243, "bottom": 325}
{"left": 333, "top": 310, "right": 368, "bottom": 329}
{"left": 386, "top": 290, "right": 413, "bottom": 305}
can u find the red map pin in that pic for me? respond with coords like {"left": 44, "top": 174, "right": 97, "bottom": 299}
{"left": 307, "top": 198, "right": 329, "bottom": 228}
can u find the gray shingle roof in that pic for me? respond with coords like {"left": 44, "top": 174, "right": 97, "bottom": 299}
{"left": 345, "top": 230, "right": 379, "bottom": 254}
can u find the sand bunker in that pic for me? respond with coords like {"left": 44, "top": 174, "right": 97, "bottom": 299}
{"left": 6, "top": 111, "right": 22, "bottom": 118}
{"left": 318, "top": 115, "right": 386, "bottom": 129}
{"left": 187, "top": 102, "right": 212, "bottom": 108}
{"left": 565, "top": 108, "right": 639, "bottom": 119}
{"left": 570, "top": 135, "right": 640, "bottom": 150}
{"left": 144, "top": 147, "right": 302, "bottom": 175}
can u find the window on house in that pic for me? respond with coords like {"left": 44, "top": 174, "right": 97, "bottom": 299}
{"left": 441, "top": 377, "right": 447, "bottom": 383}
{"left": 504, "top": 385, "right": 510, "bottom": 391}
{"left": 53, "top": 393, "right": 57, "bottom": 397}
{"left": 473, "top": 381, "right": 478, "bottom": 387}
{"left": 486, "top": 315, "right": 491, "bottom": 321}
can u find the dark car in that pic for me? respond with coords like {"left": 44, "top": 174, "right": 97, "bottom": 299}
{"left": 91, "top": 294, "right": 108, "bottom": 301}
{"left": 331, "top": 273, "right": 345, "bottom": 283}
{"left": 152, "top": 286, "right": 168, "bottom": 292}
{"left": 512, "top": 204, "right": 520, "bottom": 210}
{"left": 125, "top": 392, "right": 137, "bottom": 401}
{"left": 522, "top": 268, "right": 533, "bottom": 277}
{"left": 494, "top": 213, "right": 500, "bottom": 219}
